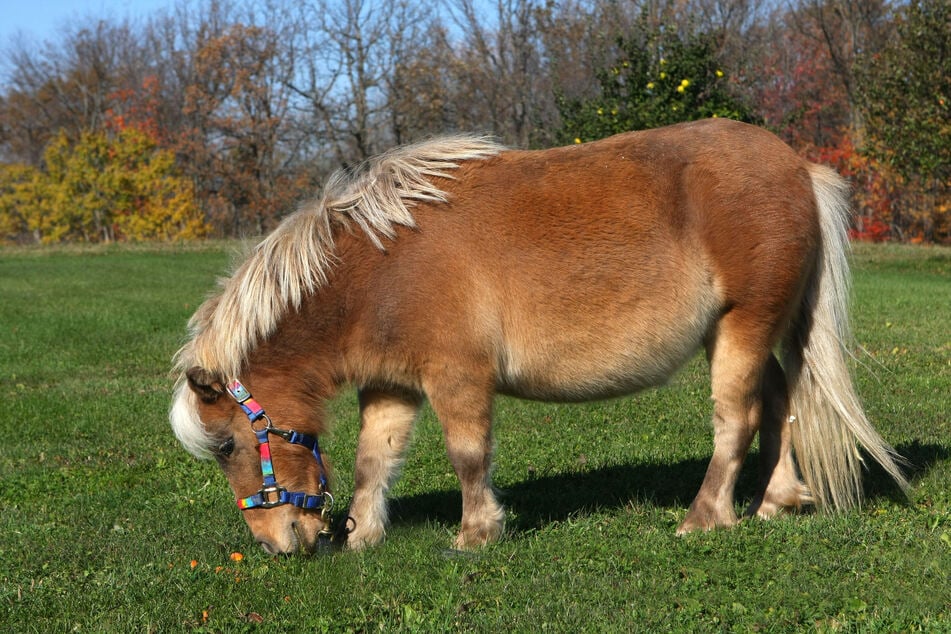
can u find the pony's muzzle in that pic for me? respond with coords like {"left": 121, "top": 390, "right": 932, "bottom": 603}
{"left": 245, "top": 507, "right": 329, "bottom": 555}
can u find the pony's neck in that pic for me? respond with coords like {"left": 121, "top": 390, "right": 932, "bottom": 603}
{"left": 240, "top": 214, "right": 395, "bottom": 415}
{"left": 241, "top": 243, "right": 362, "bottom": 410}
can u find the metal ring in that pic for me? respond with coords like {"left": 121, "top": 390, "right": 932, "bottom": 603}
{"left": 250, "top": 414, "right": 273, "bottom": 432}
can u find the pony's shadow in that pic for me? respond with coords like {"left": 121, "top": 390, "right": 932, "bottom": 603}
{"left": 387, "top": 440, "right": 947, "bottom": 533}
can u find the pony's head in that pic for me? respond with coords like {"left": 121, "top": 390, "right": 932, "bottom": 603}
{"left": 171, "top": 367, "right": 333, "bottom": 554}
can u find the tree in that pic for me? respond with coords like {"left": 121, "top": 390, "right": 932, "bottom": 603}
{"left": 736, "top": 8, "right": 846, "bottom": 149}
{"left": 0, "top": 128, "right": 205, "bottom": 244}
{"left": 444, "top": 0, "right": 554, "bottom": 148}
{"left": 856, "top": 0, "right": 949, "bottom": 241}
{"left": 557, "top": 11, "right": 754, "bottom": 144}
{"left": 0, "top": 18, "right": 150, "bottom": 165}
{"left": 0, "top": 0, "right": 943, "bottom": 243}
{"left": 0, "top": 162, "right": 41, "bottom": 242}
{"left": 286, "top": 0, "right": 437, "bottom": 168}
{"left": 179, "top": 21, "right": 296, "bottom": 235}
{"left": 105, "top": 129, "right": 208, "bottom": 241}
{"left": 789, "top": 0, "right": 894, "bottom": 145}
{"left": 384, "top": 22, "right": 459, "bottom": 144}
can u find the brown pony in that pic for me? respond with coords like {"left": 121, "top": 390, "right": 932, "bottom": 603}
{"left": 170, "top": 119, "right": 907, "bottom": 554}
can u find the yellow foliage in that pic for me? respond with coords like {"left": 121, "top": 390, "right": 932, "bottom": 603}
{"left": 0, "top": 128, "right": 208, "bottom": 243}
{"left": 0, "top": 163, "right": 39, "bottom": 240}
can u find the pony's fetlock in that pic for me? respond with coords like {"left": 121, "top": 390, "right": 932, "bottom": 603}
{"left": 455, "top": 500, "right": 505, "bottom": 549}
{"left": 344, "top": 514, "right": 387, "bottom": 550}
{"left": 454, "top": 520, "right": 503, "bottom": 550}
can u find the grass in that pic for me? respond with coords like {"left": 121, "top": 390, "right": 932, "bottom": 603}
{"left": 1, "top": 241, "right": 948, "bottom": 632}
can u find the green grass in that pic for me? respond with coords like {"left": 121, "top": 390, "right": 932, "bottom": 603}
{"left": 1, "top": 242, "right": 948, "bottom": 632}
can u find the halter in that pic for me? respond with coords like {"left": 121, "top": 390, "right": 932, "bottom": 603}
{"left": 226, "top": 380, "right": 333, "bottom": 519}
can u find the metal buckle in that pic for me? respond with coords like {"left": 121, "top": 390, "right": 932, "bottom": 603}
{"left": 257, "top": 485, "right": 287, "bottom": 508}
{"left": 317, "top": 493, "right": 336, "bottom": 542}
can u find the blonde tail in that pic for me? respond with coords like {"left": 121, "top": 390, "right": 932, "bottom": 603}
{"left": 784, "top": 163, "right": 909, "bottom": 510}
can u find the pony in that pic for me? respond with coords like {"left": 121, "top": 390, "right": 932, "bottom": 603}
{"left": 170, "top": 118, "right": 908, "bottom": 554}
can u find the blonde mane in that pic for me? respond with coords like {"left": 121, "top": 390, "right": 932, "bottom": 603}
{"left": 173, "top": 135, "right": 504, "bottom": 384}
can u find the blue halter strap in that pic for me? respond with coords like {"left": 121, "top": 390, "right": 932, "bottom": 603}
{"left": 226, "top": 380, "right": 332, "bottom": 514}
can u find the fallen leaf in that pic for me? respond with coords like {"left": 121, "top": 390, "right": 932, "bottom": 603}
{"left": 246, "top": 612, "right": 264, "bottom": 624}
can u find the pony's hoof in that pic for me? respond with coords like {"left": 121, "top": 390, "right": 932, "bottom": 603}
{"left": 452, "top": 523, "right": 503, "bottom": 550}
{"left": 677, "top": 505, "right": 738, "bottom": 534}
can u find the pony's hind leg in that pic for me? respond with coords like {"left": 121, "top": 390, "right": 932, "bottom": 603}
{"left": 345, "top": 387, "right": 422, "bottom": 550}
{"left": 677, "top": 322, "right": 766, "bottom": 534}
{"left": 746, "top": 354, "right": 812, "bottom": 518}
{"left": 424, "top": 374, "right": 504, "bottom": 550}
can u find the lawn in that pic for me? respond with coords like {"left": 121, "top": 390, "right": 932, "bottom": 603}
{"left": 1, "top": 242, "right": 948, "bottom": 632}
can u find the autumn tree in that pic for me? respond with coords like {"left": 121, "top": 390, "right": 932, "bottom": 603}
{"left": 286, "top": 0, "right": 436, "bottom": 169}
{"left": 856, "top": 0, "right": 950, "bottom": 242}
{"left": 789, "top": 0, "right": 895, "bottom": 145}
{"left": 557, "top": 10, "right": 753, "bottom": 144}
{"left": 175, "top": 14, "right": 300, "bottom": 236}
{"left": 0, "top": 163, "right": 41, "bottom": 242}
{"left": 0, "top": 18, "right": 150, "bottom": 165}
{"left": 0, "top": 128, "right": 205, "bottom": 243}
{"left": 105, "top": 75, "right": 163, "bottom": 143}
{"left": 1, "top": 0, "right": 944, "bottom": 243}
{"left": 384, "top": 22, "right": 460, "bottom": 144}
{"left": 442, "top": 0, "right": 556, "bottom": 147}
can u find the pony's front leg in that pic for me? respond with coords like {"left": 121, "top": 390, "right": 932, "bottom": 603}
{"left": 345, "top": 388, "right": 422, "bottom": 550}
{"left": 425, "top": 375, "right": 504, "bottom": 549}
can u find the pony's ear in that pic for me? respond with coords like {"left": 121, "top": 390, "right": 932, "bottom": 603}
{"left": 186, "top": 366, "right": 225, "bottom": 403}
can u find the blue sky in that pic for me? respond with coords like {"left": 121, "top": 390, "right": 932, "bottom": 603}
{"left": 1, "top": 1, "right": 494, "bottom": 47}
{"left": 1, "top": 0, "right": 174, "bottom": 45}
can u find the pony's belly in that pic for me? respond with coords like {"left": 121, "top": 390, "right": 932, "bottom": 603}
{"left": 496, "top": 359, "right": 674, "bottom": 402}
{"left": 491, "top": 266, "right": 720, "bottom": 403}
{"left": 495, "top": 316, "right": 710, "bottom": 403}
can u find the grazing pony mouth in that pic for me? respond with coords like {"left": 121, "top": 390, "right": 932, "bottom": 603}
{"left": 255, "top": 522, "right": 310, "bottom": 556}
{"left": 257, "top": 519, "right": 339, "bottom": 556}
{"left": 291, "top": 521, "right": 318, "bottom": 555}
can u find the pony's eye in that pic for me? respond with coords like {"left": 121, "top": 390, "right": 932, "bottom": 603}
{"left": 216, "top": 437, "right": 235, "bottom": 458}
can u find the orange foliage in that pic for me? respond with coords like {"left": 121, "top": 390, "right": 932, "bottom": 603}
{"left": 104, "top": 76, "right": 163, "bottom": 143}
{"left": 812, "top": 137, "right": 897, "bottom": 242}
